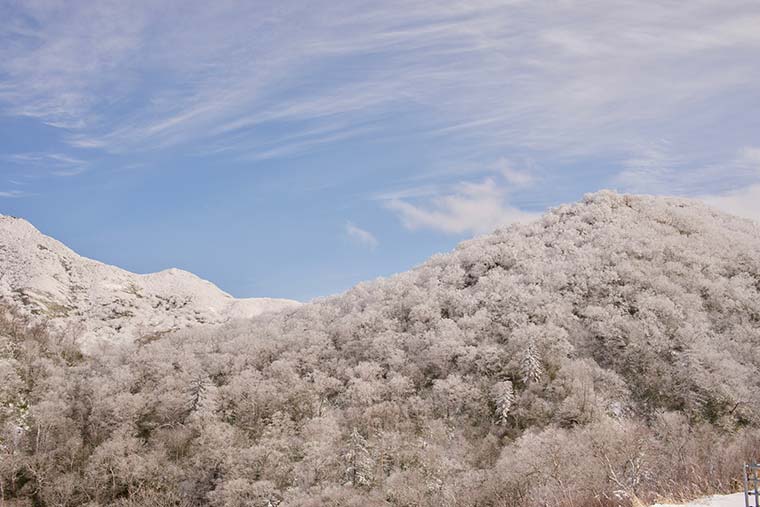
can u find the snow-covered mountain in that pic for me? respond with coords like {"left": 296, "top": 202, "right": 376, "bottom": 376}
{"left": 0, "top": 215, "right": 299, "bottom": 349}
{"left": 2, "top": 192, "right": 760, "bottom": 506}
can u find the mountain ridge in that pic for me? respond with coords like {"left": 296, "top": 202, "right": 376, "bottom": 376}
{"left": 0, "top": 214, "right": 299, "bottom": 349}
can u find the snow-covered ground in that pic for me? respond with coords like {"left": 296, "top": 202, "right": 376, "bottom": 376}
{"left": 0, "top": 215, "right": 299, "bottom": 349}
{"left": 652, "top": 492, "right": 746, "bottom": 506}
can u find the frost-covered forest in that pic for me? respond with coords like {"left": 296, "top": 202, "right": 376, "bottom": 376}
{"left": 2, "top": 191, "right": 760, "bottom": 506}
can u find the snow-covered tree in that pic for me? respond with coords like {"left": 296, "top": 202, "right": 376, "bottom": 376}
{"left": 343, "top": 428, "right": 374, "bottom": 488}
{"left": 521, "top": 341, "right": 544, "bottom": 385}
{"left": 491, "top": 380, "right": 515, "bottom": 425}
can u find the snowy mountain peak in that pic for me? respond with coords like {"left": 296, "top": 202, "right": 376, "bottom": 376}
{"left": 0, "top": 215, "right": 299, "bottom": 349}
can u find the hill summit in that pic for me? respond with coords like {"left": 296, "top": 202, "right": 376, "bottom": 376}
{"left": 229, "top": 189, "right": 760, "bottom": 428}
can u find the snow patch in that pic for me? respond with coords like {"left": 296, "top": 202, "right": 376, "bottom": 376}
{"left": 651, "top": 492, "right": 745, "bottom": 506}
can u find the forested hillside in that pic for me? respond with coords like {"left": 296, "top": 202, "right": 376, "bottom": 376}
{"left": 2, "top": 191, "right": 760, "bottom": 506}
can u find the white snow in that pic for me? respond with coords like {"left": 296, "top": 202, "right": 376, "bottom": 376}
{"left": 652, "top": 492, "right": 746, "bottom": 506}
{"left": 0, "top": 215, "right": 299, "bottom": 349}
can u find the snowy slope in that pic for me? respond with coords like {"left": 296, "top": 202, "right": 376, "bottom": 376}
{"left": 0, "top": 215, "right": 299, "bottom": 349}
{"left": 652, "top": 492, "right": 745, "bottom": 506}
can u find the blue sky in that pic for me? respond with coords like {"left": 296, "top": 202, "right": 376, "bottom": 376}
{"left": 1, "top": 1, "right": 759, "bottom": 301}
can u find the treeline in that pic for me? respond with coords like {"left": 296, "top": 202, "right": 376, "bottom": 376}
{"left": 2, "top": 191, "right": 760, "bottom": 506}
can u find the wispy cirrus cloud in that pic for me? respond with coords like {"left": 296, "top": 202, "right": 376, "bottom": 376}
{"left": 2, "top": 0, "right": 759, "bottom": 168}
{"left": 4, "top": 153, "right": 89, "bottom": 177}
{"left": 614, "top": 144, "right": 760, "bottom": 196}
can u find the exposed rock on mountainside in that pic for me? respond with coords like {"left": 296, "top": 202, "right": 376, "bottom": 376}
{"left": 0, "top": 215, "right": 298, "bottom": 348}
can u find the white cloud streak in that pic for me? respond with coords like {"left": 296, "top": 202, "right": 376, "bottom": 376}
{"left": 497, "top": 158, "right": 534, "bottom": 187}
{"left": 0, "top": 190, "right": 30, "bottom": 198}
{"left": 386, "top": 178, "right": 539, "bottom": 235}
{"left": 345, "top": 222, "right": 379, "bottom": 249}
